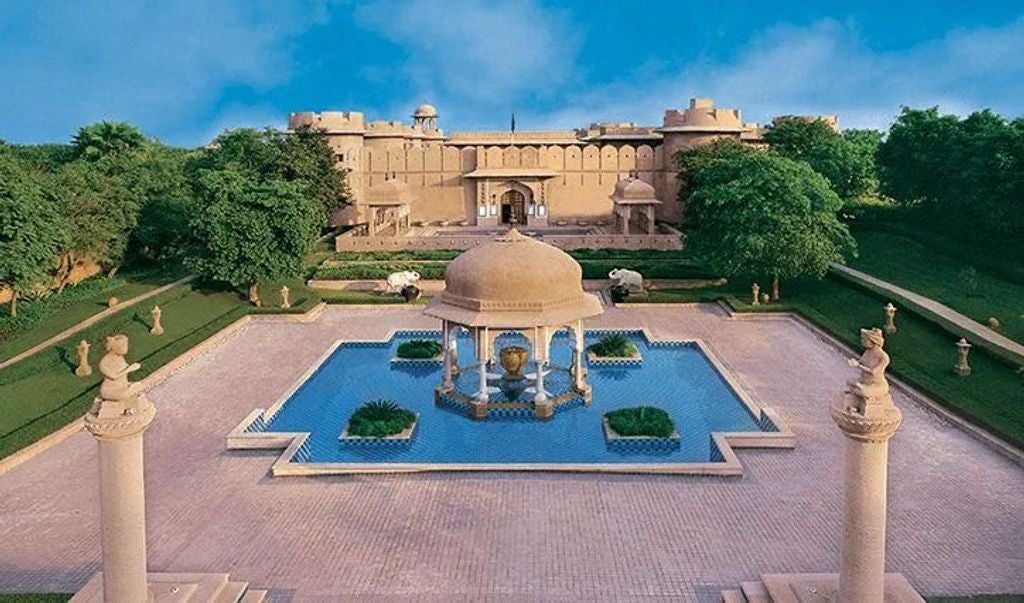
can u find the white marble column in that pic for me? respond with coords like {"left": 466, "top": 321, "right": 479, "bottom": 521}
{"left": 573, "top": 325, "right": 585, "bottom": 391}
{"left": 84, "top": 397, "right": 156, "bottom": 603}
{"left": 441, "top": 321, "right": 454, "bottom": 390}
{"left": 832, "top": 393, "right": 903, "bottom": 602}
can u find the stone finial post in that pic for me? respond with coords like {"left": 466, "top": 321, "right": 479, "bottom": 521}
{"left": 883, "top": 303, "right": 897, "bottom": 335}
{"left": 85, "top": 334, "right": 155, "bottom": 603}
{"left": 833, "top": 328, "right": 902, "bottom": 603}
{"left": 761, "top": 293, "right": 770, "bottom": 305}
{"left": 954, "top": 338, "right": 972, "bottom": 376}
{"left": 75, "top": 339, "right": 92, "bottom": 377}
{"left": 751, "top": 283, "right": 760, "bottom": 306}
{"left": 149, "top": 305, "right": 164, "bottom": 336}
{"left": 280, "top": 285, "right": 291, "bottom": 309}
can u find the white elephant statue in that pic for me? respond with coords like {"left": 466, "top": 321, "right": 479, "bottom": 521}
{"left": 385, "top": 270, "right": 421, "bottom": 293}
{"left": 608, "top": 268, "right": 644, "bottom": 292}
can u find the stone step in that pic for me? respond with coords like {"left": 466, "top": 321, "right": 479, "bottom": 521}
{"left": 740, "top": 580, "right": 771, "bottom": 603}
{"left": 720, "top": 589, "right": 747, "bottom": 603}
{"left": 211, "top": 581, "right": 249, "bottom": 603}
{"left": 239, "top": 590, "right": 268, "bottom": 603}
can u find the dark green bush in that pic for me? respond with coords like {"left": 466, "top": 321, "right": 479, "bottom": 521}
{"left": 396, "top": 339, "right": 442, "bottom": 359}
{"left": 605, "top": 406, "right": 675, "bottom": 438}
{"left": 590, "top": 334, "right": 637, "bottom": 357}
{"left": 346, "top": 399, "right": 417, "bottom": 437}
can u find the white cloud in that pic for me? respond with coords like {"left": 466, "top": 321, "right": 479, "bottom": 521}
{"left": 355, "top": 0, "right": 580, "bottom": 123}
{"left": 0, "top": 0, "right": 328, "bottom": 144}
{"left": 534, "top": 17, "right": 1024, "bottom": 131}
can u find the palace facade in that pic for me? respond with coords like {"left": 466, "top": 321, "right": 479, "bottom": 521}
{"left": 288, "top": 99, "right": 833, "bottom": 251}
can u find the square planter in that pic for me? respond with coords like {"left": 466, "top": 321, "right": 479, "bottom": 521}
{"left": 587, "top": 349, "right": 643, "bottom": 366}
{"left": 602, "top": 417, "right": 680, "bottom": 452}
{"left": 340, "top": 414, "right": 419, "bottom": 444}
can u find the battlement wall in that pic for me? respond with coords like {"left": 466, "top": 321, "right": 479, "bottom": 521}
{"left": 288, "top": 111, "right": 365, "bottom": 132}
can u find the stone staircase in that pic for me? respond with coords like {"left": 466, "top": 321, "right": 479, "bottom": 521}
{"left": 71, "top": 572, "right": 268, "bottom": 602}
{"left": 719, "top": 573, "right": 924, "bottom": 602}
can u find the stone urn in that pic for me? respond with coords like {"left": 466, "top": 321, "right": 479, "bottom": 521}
{"left": 499, "top": 346, "right": 529, "bottom": 381}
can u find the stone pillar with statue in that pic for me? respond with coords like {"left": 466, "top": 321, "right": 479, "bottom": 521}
{"left": 84, "top": 334, "right": 156, "bottom": 603}
{"left": 832, "top": 327, "right": 905, "bottom": 602}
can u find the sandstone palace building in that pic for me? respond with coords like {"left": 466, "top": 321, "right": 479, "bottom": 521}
{"left": 289, "top": 99, "right": 831, "bottom": 251}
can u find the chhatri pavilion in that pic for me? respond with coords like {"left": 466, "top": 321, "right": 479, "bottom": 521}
{"left": 424, "top": 227, "right": 603, "bottom": 419}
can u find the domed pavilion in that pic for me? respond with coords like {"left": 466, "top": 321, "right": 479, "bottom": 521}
{"left": 424, "top": 228, "right": 603, "bottom": 419}
{"left": 610, "top": 172, "right": 661, "bottom": 235}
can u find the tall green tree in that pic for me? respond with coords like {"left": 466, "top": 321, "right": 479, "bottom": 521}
{"left": 49, "top": 160, "right": 139, "bottom": 285}
{"left": 877, "top": 107, "right": 960, "bottom": 205}
{"left": 195, "top": 127, "right": 349, "bottom": 227}
{"left": 184, "top": 169, "right": 320, "bottom": 305}
{"left": 675, "top": 138, "right": 755, "bottom": 225}
{"left": 0, "top": 155, "right": 64, "bottom": 316}
{"left": 764, "top": 118, "right": 879, "bottom": 202}
{"left": 72, "top": 121, "right": 147, "bottom": 161}
{"left": 684, "top": 152, "right": 856, "bottom": 299}
{"left": 273, "top": 126, "right": 350, "bottom": 224}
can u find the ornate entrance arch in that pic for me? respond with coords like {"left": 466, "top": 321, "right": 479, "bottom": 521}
{"left": 499, "top": 189, "right": 526, "bottom": 225}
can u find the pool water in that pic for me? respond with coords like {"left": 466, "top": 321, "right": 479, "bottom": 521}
{"left": 261, "top": 331, "right": 769, "bottom": 465}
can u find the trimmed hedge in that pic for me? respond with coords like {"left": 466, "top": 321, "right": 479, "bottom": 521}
{"left": 606, "top": 406, "right": 675, "bottom": 438}
{"left": 314, "top": 262, "right": 447, "bottom": 280}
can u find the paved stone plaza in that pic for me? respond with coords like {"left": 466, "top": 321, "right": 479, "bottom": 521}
{"left": 1, "top": 305, "right": 1021, "bottom": 601}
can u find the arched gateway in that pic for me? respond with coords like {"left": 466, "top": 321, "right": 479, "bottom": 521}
{"left": 424, "top": 228, "right": 604, "bottom": 419}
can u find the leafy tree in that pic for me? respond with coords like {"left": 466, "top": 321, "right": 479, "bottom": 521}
{"left": 0, "top": 155, "right": 64, "bottom": 316}
{"left": 878, "top": 106, "right": 1024, "bottom": 244}
{"left": 273, "top": 126, "right": 350, "bottom": 224}
{"left": 72, "top": 121, "right": 147, "bottom": 161}
{"left": 764, "top": 118, "right": 879, "bottom": 202}
{"left": 684, "top": 152, "right": 856, "bottom": 299}
{"left": 675, "top": 138, "right": 755, "bottom": 224}
{"left": 195, "top": 127, "right": 349, "bottom": 227}
{"left": 877, "top": 107, "right": 959, "bottom": 205}
{"left": 120, "top": 146, "right": 196, "bottom": 262}
{"left": 184, "top": 169, "right": 319, "bottom": 305}
{"left": 48, "top": 160, "right": 139, "bottom": 286}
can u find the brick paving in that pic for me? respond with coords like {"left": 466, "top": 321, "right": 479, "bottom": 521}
{"left": 1, "top": 304, "right": 1021, "bottom": 601}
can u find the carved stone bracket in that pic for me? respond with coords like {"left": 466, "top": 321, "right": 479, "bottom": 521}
{"left": 85, "top": 397, "right": 156, "bottom": 441}
{"left": 831, "top": 394, "right": 902, "bottom": 443}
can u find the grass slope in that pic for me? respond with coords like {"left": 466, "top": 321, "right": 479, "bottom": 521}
{"left": 848, "top": 228, "right": 1024, "bottom": 345}
{"left": 632, "top": 275, "right": 1024, "bottom": 449}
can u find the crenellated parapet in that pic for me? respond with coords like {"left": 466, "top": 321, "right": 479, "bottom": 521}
{"left": 288, "top": 111, "right": 366, "bottom": 134}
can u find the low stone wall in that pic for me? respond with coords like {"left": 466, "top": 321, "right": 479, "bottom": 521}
{"left": 336, "top": 232, "right": 683, "bottom": 252}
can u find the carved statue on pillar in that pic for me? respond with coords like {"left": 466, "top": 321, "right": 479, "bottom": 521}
{"left": 97, "top": 334, "right": 143, "bottom": 404}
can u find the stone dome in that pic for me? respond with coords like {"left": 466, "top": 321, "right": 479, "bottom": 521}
{"left": 424, "top": 228, "right": 603, "bottom": 328}
{"left": 412, "top": 103, "right": 439, "bottom": 118}
{"left": 612, "top": 176, "right": 657, "bottom": 200}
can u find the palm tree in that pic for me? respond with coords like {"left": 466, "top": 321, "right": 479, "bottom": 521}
{"left": 72, "top": 121, "right": 146, "bottom": 160}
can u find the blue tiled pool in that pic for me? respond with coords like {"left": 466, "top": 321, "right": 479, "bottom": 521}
{"left": 251, "top": 331, "right": 776, "bottom": 467}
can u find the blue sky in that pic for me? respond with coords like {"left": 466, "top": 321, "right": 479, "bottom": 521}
{"left": 2, "top": 0, "right": 1022, "bottom": 147}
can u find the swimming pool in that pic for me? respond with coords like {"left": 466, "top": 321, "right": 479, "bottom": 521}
{"left": 229, "top": 330, "right": 793, "bottom": 475}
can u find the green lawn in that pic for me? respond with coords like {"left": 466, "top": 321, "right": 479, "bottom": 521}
{"left": 848, "top": 228, "right": 1024, "bottom": 344}
{"left": 0, "top": 595, "right": 72, "bottom": 603}
{"left": 0, "top": 273, "right": 428, "bottom": 459}
{"left": 632, "top": 275, "right": 1024, "bottom": 449}
{"left": 0, "top": 268, "right": 182, "bottom": 361}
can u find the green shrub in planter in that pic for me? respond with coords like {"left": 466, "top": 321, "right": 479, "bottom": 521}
{"left": 590, "top": 334, "right": 637, "bottom": 357}
{"left": 605, "top": 406, "right": 675, "bottom": 438}
{"left": 396, "top": 339, "right": 443, "bottom": 359}
{"left": 347, "top": 399, "right": 417, "bottom": 437}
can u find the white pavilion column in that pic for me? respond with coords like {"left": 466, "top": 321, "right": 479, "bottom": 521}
{"left": 646, "top": 206, "right": 656, "bottom": 234}
{"left": 620, "top": 206, "right": 631, "bottom": 234}
{"left": 572, "top": 323, "right": 585, "bottom": 391}
{"left": 470, "top": 327, "right": 490, "bottom": 419}
{"left": 84, "top": 396, "right": 156, "bottom": 603}
{"left": 831, "top": 392, "right": 903, "bottom": 602}
{"left": 441, "top": 321, "right": 454, "bottom": 390}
